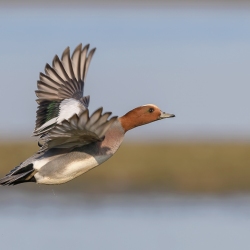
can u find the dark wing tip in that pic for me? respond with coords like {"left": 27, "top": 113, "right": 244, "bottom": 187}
{"left": 52, "top": 54, "right": 60, "bottom": 67}
{"left": 88, "top": 48, "right": 96, "bottom": 58}
{"left": 61, "top": 46, "right": 70, "bottom": 60}
{"left": 83, "top": 44, "right": 90, "bottom": 51}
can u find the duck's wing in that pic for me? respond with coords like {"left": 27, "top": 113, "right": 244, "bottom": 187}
{"left": 34, "top": 44, "right": 96, "bottom": 135}
{"left": 38, "top": 107, "right": 118, "bottom": 152}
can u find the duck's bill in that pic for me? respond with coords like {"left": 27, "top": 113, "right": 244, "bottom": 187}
{"left": 159, "top": 111, "right": 175, "bottom": 119}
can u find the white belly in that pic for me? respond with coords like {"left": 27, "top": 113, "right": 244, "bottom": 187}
{"left": 34, "top": 154, "right": 109, "bottom": 185}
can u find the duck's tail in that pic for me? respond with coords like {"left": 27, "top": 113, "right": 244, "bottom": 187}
{"left": 0, "top": 163, "right": 36, "bottom": 186}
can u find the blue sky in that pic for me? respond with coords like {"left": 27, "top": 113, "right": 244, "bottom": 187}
{"left": 0, "top": 6, "right": 250, "bottom": 141}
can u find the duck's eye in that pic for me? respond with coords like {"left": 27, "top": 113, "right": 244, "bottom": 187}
{"left": 149, "top": 108, "right": 154, "bottom": 113}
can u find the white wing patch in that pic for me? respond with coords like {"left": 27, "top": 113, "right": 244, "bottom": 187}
{"left": 57, "top": 99, "right": 86, "bottom": 123}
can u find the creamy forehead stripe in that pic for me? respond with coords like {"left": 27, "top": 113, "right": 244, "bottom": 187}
{"left": 142, "top": 104, "right": 158, "bottom": 108}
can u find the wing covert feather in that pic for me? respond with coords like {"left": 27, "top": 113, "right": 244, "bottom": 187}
{"left": 38, "top": 108, "right": 117, "bottom": 152}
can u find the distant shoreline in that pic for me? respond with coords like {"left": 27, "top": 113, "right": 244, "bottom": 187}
{"left": 1, "top": 141, "right": 250, "bottom": 195}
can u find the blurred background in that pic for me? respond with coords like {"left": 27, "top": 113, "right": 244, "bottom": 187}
{"left": 1, "top": 0, "right": 250, "bottom": 249}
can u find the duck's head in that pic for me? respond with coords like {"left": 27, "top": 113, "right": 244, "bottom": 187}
{"left": 119, "top": 104, "right": 175, "bottom": 132}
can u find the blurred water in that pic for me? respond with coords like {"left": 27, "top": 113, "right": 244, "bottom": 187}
{"left": 1, "top": 192, "right": 250, "bottom": 250}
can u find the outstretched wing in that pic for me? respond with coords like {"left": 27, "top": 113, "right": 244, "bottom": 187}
{"left": 34, "top": 44, "right": 96, "bottom": 135}
{"left": 38, "top": 108, "right": 118, "bottom": 152}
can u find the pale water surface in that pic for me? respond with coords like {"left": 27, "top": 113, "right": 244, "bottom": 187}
{"left": 1, "top": 192, "right": 250, "bottom": 250}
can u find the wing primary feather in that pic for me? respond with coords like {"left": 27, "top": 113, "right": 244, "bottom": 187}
{"left": 58, "top": 88, "right": 74, "bottom": 97}
{"left": 45, "top": 64, "right": 65, "bottom": 85}
{"left": 71, "top": 43, "right": 82, "bottom": 82}
{"left": 52, "top": 55, "right": 71, "bottom": 82}
{"left": 35, "top": 90, "right": 59, "bottom": 99}
{"left": 84, "top": 48, "right": 96, "bottom": 82}
{"left": 37, "top": 81, "right": 58, "bottom": 94}
{"left": 61, "top": 47, "right": 76, "bottom": 84}
{"left": 39, "top": 73, "right": 61, "bottom": 89}
{"left": 61, "top": 47, "right": 70, "bottom": 65}
{"left": 61, "top": 47, "right": 74, "bottom": 82}
{"left": 80, "top": 44, "right": 90, "bottom": 80}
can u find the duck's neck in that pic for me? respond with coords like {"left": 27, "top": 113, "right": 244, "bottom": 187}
{"left": 100, "top": 120, "right": 125, "bottom": 154}
{"left": 119, "top": 109, "right": 145, "bottom": 132}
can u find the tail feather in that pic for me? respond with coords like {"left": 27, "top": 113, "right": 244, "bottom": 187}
{"left": 0, "top": 164, "right": 36, "bottom": 186}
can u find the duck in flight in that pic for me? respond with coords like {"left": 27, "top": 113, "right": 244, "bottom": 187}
{"left": 0, "top": 44, "right": 175, "bottom": 186}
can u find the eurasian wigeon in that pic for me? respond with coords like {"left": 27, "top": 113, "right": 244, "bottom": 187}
{"left": 0, "top": 44, "right": 175, "bottom": 185}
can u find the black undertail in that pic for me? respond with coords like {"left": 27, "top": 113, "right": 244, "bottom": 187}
{"left": 0, "top": 163, "right": 36, "bottom": 186}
